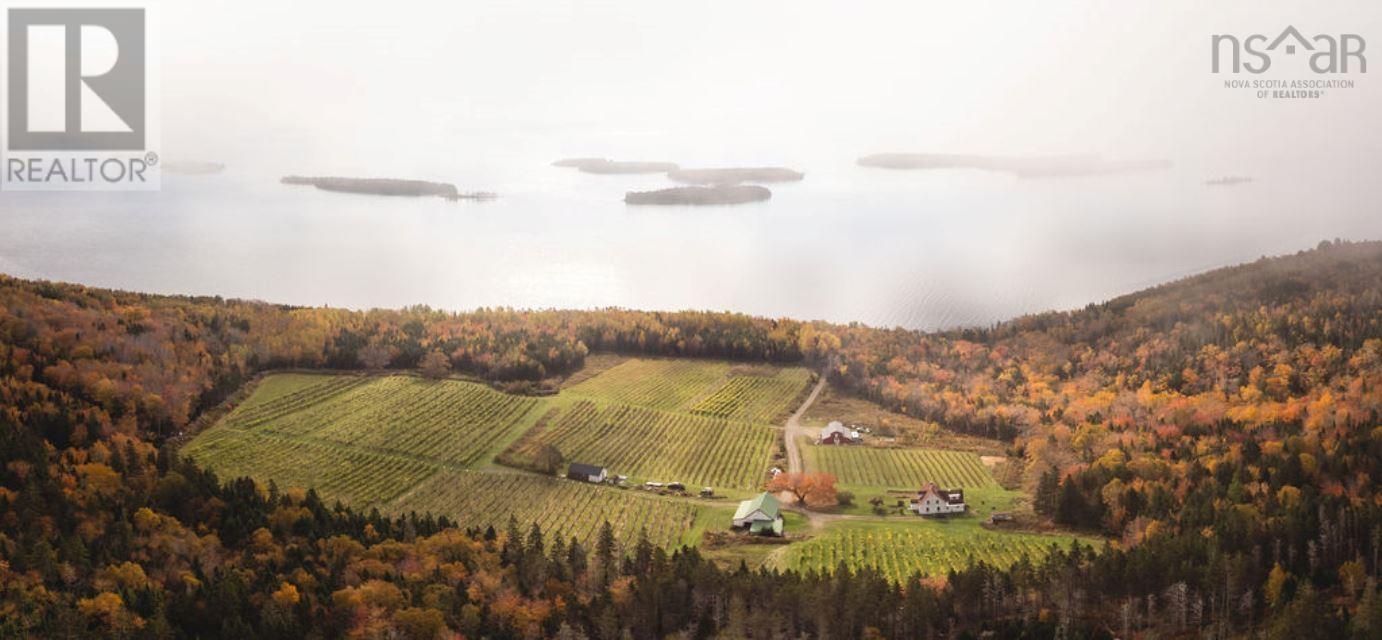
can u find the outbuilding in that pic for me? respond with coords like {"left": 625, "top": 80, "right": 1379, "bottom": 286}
{"left": 567, "top": 463, "right": 607, "bottom": 483}
{"left": 732, "top": 491, "right": 784, "bottom": 536}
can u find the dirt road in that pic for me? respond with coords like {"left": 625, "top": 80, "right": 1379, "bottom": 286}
{"left": 783, "top": 373, "right": 827, "bottom": 474}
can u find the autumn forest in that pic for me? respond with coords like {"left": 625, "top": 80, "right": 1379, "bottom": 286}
{"left": 0, "top": 239, "right": 1379, "bottom": 638}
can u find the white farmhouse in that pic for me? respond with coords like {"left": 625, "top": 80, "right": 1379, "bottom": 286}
{"left": 909, "top": 482, "right": 966, "bottom": 516}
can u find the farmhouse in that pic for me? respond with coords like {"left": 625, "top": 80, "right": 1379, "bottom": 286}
{"left": 909, "top": 482, "right": 966, "bottom": 516}
{"left": 567, "top": 462, "right": 607, "bottom": 483}
{"left": 817, "top": 421, "right": 860, "bottom": 445}
{"left": 732, "top": 492, "right": 784, "bottom": 536}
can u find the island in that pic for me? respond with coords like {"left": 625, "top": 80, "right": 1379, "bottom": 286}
{"left": 552, "top": 158, "right": 680, "bottom": 174}
{"left": 281, "top": 176, "right": 495, "bottom": 200}
{"left": 1205, "top": 175, "right": 1254, "bottom": 187}
{"left": 856, "top": 153, "right": 1171, "bottom": 178}
{"left": 668, "top": 167, "right": 805, "bottom": 184}
{"left": 625, "top": 185, "right": 772, "bottom": 205}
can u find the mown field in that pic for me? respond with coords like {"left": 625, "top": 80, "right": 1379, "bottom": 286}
{"left": 804, "top": 444, "right": 999, "bottom": 490}
{"left": 779, "top": 521, "right": 1086, "bottom": 582}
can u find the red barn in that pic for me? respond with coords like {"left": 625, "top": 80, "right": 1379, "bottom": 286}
{"left": 818, "top": 421, "right": 860, "bottom": 445}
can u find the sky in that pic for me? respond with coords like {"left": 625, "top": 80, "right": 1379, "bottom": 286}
{"left": 149, "top": 1, "right": 1381, "bottom": 172}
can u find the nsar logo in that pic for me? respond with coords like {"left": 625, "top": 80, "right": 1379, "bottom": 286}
{"left": 1211, "top": 26, "right": 1366, "bottom": 74}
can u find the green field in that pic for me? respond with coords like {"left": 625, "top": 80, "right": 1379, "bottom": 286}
{"left": 183, "top": 426, "right": 438, "bottom": 505}
{"left": 390, "top": 470, "right": 703, "bottom": 548}
{"left": 566, "top": 359, "right": 733, "bottom": 411}
{"left": 804, "top": 444, "right": 999, "bottom": 490}
{"left": 183, "top": 364, "right": 1083, "bottom": 567}
{"left": 565, "top": 358, "right": 810, "bottom": 423}
{"left": 779, "top": 521, "right": 1084, "bottom": 582}
{"left": 501, "top": 400, "right": 776, "bottom": 490}
{"left": 184, "top": 361, "right": 811, "bottom": 545}
{"left": 183, "top": 374, "right": 544, "bottom": 504}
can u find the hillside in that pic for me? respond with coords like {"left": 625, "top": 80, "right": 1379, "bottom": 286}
{"left": 0, "top": 241, "right": 1378, "bottom": 637}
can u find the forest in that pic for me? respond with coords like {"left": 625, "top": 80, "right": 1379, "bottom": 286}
{"left": 0, "top": 239, "right": 1378, "bottom": 638}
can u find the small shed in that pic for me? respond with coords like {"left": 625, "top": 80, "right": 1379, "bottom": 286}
{"left": 818, "top": 421, "right": 860, "bottom": 445}
{"left": 567, "top": 463, "right": 607, "bottom": 483}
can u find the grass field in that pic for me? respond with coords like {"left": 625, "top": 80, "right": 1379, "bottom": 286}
{"left": 389, "top": 470, "right": 703, "bottom": 548}
{"left": 779, "top": 521, "right": 1085, "bottom": 582}
{"left": 804, "top": 445, "right": 999, "bottom": 490}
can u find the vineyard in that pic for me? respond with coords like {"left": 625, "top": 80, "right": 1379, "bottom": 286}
{"left": 687, "top": 367, "right": 813, "bottom": 423}
{"left": 805, "top": 445, "right": 999, "bottom": 490}
{"left": 214, "top": 374, "right": 539, "bottom": 467}
{"left": 781, "top": 522, "right": 1082, "bottom": 582}
{"left": 185, "top": 374, "right": 543, "bottom": 507}
{"left": 501, "top": 400, "right": 776, "bottom": 490}
{"left": 181, "top": 427, "right": 437, "bottom": 505}
{"left": 566, "top": 359, "right": 733, "bottom": 411}
{"left": 565, "top": 358, "right": 811, "bottom": 421}
{"left": 185, "top": 371, "right": 740, "bottom": 548}
{"left": 388, "top": 470, "right": 702, "bottom": 548}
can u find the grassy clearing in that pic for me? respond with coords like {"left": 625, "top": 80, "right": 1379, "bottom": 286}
{"left": 779, "top": 520, "right": 1087, "bottom": 582}
{"left": 801, "top": 386, "right": 1004, "bottom": 454}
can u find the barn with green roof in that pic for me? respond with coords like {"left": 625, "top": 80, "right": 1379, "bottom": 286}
{"left": 732, "top": 491, "right": 784, "bottom": 536}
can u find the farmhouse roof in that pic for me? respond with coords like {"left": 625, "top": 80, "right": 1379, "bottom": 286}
{"left": 1267, "top": 26, "right": 1315, "bottom": 52}
{"left": 914, "top": 482, "right": 964, "bottom": 504}
{"left": 820, "top": 422, "right": 855, "bottom": 439}
{"left": 734, "top": 492, "right": 781, "bottom": 521}
{"left": 568, "top": 462, "right": 605, "bottom": 476}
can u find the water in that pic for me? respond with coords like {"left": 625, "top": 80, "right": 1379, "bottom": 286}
{"left": 3, "top": 145, "right": 1378, "bottom": 330}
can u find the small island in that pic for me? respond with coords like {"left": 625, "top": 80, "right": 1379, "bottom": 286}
{"left": 857, "top": 153, "right": 1171, "bottom": 178}
{"left": 625, "top": 185, "right": 772, "bottom": 205}
{"left": 281, "top": 176, "right": 495, "bottom": 201}
{"left": 553, "top": 158, "right": 680, "bottom": 174}
{"left": 668, "top": 167, "right": 804, "bottom": 184}
{"left": 1205, "top": 176, "right": 1254, "bottom": 187}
